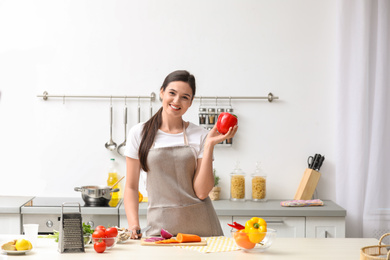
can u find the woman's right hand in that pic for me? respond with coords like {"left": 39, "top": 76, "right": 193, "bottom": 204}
{"left": 130, "top": 225, "right": 142, "bottom": 239}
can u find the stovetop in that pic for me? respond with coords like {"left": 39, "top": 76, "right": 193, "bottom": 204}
{"left": 21, "top": 197, "right": 122, "bottom": 215}
{"left": 23, "top": 196, "right": 122, "bottom": 207}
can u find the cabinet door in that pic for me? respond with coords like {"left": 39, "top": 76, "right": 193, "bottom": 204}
{"left": 233, "top": 216, "right": 305, "bottom": 238}
{"left": 218, "top": 216, "right": 233, "bottom": 236}
{"left": 306, "top": 217, "right": 346, "bottom": 238}
{"left": 119, "top": 215, "right": 147, "bottom": 229}
{"left": 0, "top": 214, "right": 21, "bottom": 234}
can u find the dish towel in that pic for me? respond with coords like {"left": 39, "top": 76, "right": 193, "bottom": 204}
{"left": 280, "top": 199, "right": 324, "bottom": 207}
{"left": 176, "top": 236, "right": 239, "bottom": 253}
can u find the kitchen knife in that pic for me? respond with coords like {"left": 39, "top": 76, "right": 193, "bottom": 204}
{"left": 136, "top": 225, "right": 151, "bottom": 234}
{"left": 312, "top": 154, "right": 321, "bottom": 170}
{"left": 316, "top": 155, "right": 325, "bottom": 171}
{"left": 308, "top": 154, "right": 319, "bottom": 169}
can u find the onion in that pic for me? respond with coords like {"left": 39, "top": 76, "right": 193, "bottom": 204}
{"left": 160, "top": 228, "right": 173, "bottom": 239}
{"left": 144, "top": 237, "right": 165, "bottom": 242}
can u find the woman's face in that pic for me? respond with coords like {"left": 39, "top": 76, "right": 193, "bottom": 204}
{"left": 160, "top": 81, "right": 193, "bottom": 119}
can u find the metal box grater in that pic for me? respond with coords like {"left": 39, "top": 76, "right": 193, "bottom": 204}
{"left": 58, "top": 202, "right": 85, "bottom": 253}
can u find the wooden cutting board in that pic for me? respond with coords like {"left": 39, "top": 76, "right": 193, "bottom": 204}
{"left": 140, "top": 238, "right": 207, "bottom": 246}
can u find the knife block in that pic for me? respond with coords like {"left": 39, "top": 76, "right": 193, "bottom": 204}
{"left": 294, "top": 168, "right": 321, "bottom": 200}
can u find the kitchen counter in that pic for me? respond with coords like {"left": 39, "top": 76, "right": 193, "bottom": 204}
{"left": 0, "top": 236, "right": 378, "bottom": 259}
{"left": 0, "top": 196, "right": 34, "bottom": 234}
{"left": 119, "top": 199, "right": 346, "bottom": 217}
{"left": 0, "top": 196, "right": 34, "bottom": 214}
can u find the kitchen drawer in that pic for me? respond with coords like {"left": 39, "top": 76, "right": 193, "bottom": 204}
{"left": 233, "top": 216, "right": 306, "bottom": 238}
{"left": 306, "top": 216, "right": 345, "bottom": 238}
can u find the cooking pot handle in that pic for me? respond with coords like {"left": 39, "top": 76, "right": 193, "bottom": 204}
{"left": 111, "top": 188, "right": 120, "bottom": 192}
{"left": 74, "top": 187, "right": 83, "bottom": 192}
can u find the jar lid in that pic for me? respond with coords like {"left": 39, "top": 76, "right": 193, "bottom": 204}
{"left": 199, "top": 107, "right": 207, "bottom": 112}
{"left": 208, "top": 108, "right": 216, "bottom": 112}
{"left": 251, "top": 162, "right": 266, "bottom": 176}
{"left": 230, "top": 161, "right": 245, "bottom": 175}
{"left": 217, "top": 108, "right": 225, "bottom": 113}
{"left": 226, "top": 108, "right": 234, "bottom": 113}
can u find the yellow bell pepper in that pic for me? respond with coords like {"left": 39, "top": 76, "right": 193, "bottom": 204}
{"left": 245, "top": 217, "right": 267, "bottom": 243}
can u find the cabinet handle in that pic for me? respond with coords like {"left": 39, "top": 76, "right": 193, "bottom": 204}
{"left": 266, "top": 220, "right": 284, "bottom": 224}
{"left": 325, "top": 230, "right": 328, "bottom": 238}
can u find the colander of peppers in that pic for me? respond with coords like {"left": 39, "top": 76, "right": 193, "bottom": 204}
{"left": 230, "top": 217, "right": 276, "bottom": 252}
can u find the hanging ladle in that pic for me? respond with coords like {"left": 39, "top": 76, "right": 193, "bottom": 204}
{"left": 105, "top": 97, "right": 117, "bottom": 151}
{"left": 117, "top": 98, "right": 128, "bottom": 156}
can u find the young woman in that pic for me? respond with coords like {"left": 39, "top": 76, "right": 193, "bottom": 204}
{"left": 123, "top": 70, "right": 238, "bottom": 238}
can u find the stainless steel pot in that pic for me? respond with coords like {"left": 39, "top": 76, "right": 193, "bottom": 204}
{"left": 74, "top": 186, "right": 120, "bottom": 207}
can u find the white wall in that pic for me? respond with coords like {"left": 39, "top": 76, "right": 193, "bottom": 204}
{"left": 0, "top": 0, "right": 338, "bottom": 201}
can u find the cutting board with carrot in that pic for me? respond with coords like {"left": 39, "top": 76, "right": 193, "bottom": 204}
{"left": 141, "top": 238, "right": 207, "bottom": 246}
{"left": 141, "top": 233, "right": 207, "bottom": 246}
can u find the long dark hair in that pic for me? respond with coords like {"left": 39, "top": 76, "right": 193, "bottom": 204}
{"left": 138, "top": 70, "right": 196, "bottom": 172}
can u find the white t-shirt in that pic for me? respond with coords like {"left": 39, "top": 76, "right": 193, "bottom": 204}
{"left": 124, "top": 122, "right": 209, "bottom": 160}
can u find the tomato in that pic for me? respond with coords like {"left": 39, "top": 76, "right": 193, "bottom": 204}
{"left": 104, "top": 237, "right": 115, "bottom": 247}
{"left": 105, "top": 227, "right": 118, "bottom": 238}
{"left": 95, "top": 225, "right": 106, "bottom": 233}
{"left": 94, "top": 240, "right": 106, "bottom": 253}
{"left": 233, "top": 231, "right": 256, "bottom": 249}
{"left": 92, "top": 230, "right": 105, "bottom": 242}
{"left": 216, "top": 112, "right": 238, "bottom": 135}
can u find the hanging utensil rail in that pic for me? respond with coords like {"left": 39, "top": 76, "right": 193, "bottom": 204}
{"left": 37, "top": 91, "right": 279, "bottom": 102}
{"left": 37, "top": 91, "right": 156, "bottom": 102}
{"left": 194, "top": 92, "right": 278, "bottom": 102}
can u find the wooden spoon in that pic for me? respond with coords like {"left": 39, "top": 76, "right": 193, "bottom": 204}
{"left": 110, "top": 176, "right": 125, "bottom": 189}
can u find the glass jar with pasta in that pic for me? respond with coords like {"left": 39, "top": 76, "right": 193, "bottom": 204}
{"left": 230, "top": 161, "right": 246, "bottom": 202}
{"left": 251, "top": 162, "right": 267, "bottom": 202}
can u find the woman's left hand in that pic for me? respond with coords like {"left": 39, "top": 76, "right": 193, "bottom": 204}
{"left": 205, "top": 124, "right": 238, "bottom": 147}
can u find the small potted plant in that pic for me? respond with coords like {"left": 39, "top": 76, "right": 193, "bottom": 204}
{"left": 209, "top": 169, "right": 221, "bottom": 201}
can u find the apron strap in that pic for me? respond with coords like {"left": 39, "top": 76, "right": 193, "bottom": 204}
{"left": 183, "top": 122, "right": 189, "bottom": 146}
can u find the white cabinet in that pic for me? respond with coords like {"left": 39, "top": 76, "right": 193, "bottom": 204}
{"left": 119, "top": 214, "right": 147, "bottom": 229}
{"left": 0, "top": 214, "right": 21, "bottom": 234}
{"left": 306, "top": 217, "right": 345, "bottom": 238}
{"left": 218, "top": 216, "right": 233, "bottom": 236}
{"left": 233, "top": 216, "right": 306, "bottom": 238}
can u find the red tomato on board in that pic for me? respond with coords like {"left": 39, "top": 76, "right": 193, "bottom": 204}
{"left": 105, "top": 227, "right": 118, "bottom": 238}
{"left": 94, "top": 240, "right": 106, "bottom": 253}
{"left": 216, "top": 112, "right": 238, "bottom": 134}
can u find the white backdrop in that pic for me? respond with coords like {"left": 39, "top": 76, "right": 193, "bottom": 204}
{"left": 1, "top": 0, "right": 338, "bottom": 219}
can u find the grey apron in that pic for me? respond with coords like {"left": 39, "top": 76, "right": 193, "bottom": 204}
{"left": 145, "top": 124, "right": 223, "bottom": 237}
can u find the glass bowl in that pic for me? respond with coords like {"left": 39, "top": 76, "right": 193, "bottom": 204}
{"left": 232, "top": 228, "right": 276, "bottom": 252}
{"left": 83, "top": 234, "right": 92, "bottom": 246}
{"left": 117, "top": 231, "right": 132, "bottom": 243}
{"left": 92, "top": 237, "right": 117, "bottom": 250}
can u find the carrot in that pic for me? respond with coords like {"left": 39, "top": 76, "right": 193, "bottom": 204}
{"left": 155, "top": 238, "right": 179, "bottom": 244}
{"left": 176, "top": 233, "right": 201, "bottom": 243}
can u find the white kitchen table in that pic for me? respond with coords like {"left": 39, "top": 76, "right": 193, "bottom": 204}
{"left": 0, "top": 236, "right": 379, "bottom": 260}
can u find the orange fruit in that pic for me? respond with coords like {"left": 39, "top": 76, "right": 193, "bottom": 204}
{"left": 233, "top": 231, "right": 256, "bottom": 249}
